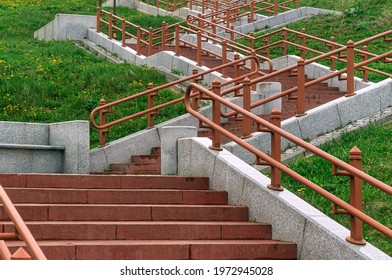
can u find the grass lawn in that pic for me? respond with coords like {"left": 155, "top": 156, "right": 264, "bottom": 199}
{"left": 280, "top": 121, "right": 392, "bottom": 256}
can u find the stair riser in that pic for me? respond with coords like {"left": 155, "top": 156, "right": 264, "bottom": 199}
{"left": 4, "top": 223, "right": 270, "bottom": 240}
{"left": 4, "top": 189, "right": 228, "bottom": 205}
{"left": 2, "top": 205, "right": 248, "bottom": 221}
{"left": 6, "top": 243, "right": 296, "bottom": 260}
{"left": 0, "top": 175, "right": 209, "bottom": 190}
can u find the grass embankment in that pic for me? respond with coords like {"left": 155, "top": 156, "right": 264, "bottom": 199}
{"left": 281, "top": 122, "right": 392, "bottom": 256}
{"left": 0, "top": 1, "right": 183, "bottom": 147}
{"left": 238, "top": 0, "right": 392, "bottom": 82}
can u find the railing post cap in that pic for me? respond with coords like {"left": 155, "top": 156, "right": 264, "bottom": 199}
{"left": 243, "top": 77, "right": 251, "bottom": 84}
{"left": 297, "top": 57, "right": 305, "bottom": 64}
{"left": 99, "top": 98, "right": 106, "bottom": 105}
{"left": 347, "top": 40, "right": 354, "bottom": 46}
{"left": 302, "top": 28, "right": 306, "bottom": 33}
{"left": 350, "top": 146, "right": 362, "bottom": 156}
{"left": 271, "top": 108, "right": 282, "bottom": 116}
{"left": 192, "top": 67, "right": 198, "bottom": 74}
{"left": 11, "top": 247, "right": 32, "bottom": 260}
{"left": 212, "top": 79, "right": 221, "bottom": 86}
{"left": 148, "top": 82, "right": 154, "bottom": 88}
{"left": 234, "top": 53, "right": 240, "bottom": 59}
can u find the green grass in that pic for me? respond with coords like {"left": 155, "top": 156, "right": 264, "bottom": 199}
{"left": 237, "top": 0, "right": 392, "bottom": 82}
{"left": 280, "top": 122, "right": 392, "bottom": 256}
{"left": 0, "top": 1, "right": 185, "bottom": 147}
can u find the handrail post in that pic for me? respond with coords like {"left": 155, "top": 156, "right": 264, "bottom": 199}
{"left": 250, "top": 0, "right": 254, "bottom": 23}
{"left": 234, "top": 53, "right": 240, "bottom": 96}
{"left": 296, "top": 0, "right": 300, "bottom": 9}
{"left": 301, "top": 28, "right": 306, "bottom": 59}
{"left": 197, "top": 30, "right": 202, "bottom": 66}
{"left": 202, "top": 0, "right": 205, "bottom": 14}
{"left": 282, "top": 29, "right": 287, "bottom": 56}
{"left": 296, "top": 58, "right": 307, "bottom": 117}
{"left": 210, "top": 79, "right": 223, "bottom": 151}
{"left": 147, "top": 82, "right": 156, "bottom": 129}
{"left": 250, "top": 49, "right": 257, "bottom": 90}
{"left": 226, "top": 9, "right": 231, "bottom": 29}
{"left": 221, "top": 40, "right": 228, "bottom": 78}
{"left": 241, "top": 77, "right": 253, "bottom": 139}
{"left": 96, "top": 7, "right": 101, "bottom": 33}
{"left": 268, "top": 108, "right": 283, "bottom": 191}
{"left": 173, "top": 0, "right": 177, "bottom": 12}
{"left": 346, "top": 40, "right": 355, "bottom": 97}
{"left": 99, "top": 99, "right": 109, "bottom": 148}
{"left": 191, "top": 67, "right": 200, "bottom": 111}
{"left": 329, "top": 36, "right": 336, "bottom": 70}
{"left": 148, "top": 27, "right": 153, "bottom": 56}
{"left": 175, "top": 23, "right": 180, "bottom": 56}
{"left": 108, "top": 12, "right": 113, "bottom": 40}
{"left": 161, "top": 21, "right": 167, "bottom": 51}
{"left": 273, "top": 0, "right": 278, "bottom": 15}
{"left": 360, "top": 45, "right": 369, "bottom": 82}
{"left": 136, "top": 26, "right": 141, "bottom": 55}
{"left": 189, "top": 0, "right": 193, "bottom": 10}
{"left": 230, "top": 25, "right": 235, "bottom": 41}
{"left": 121, "top": 19, "right": 126, "bottom": 47}
{"left": 249, "top": 32, "right": 255, "bottom": 51}
{"left": 346, "top": 147, "right": 366, "bottom": 245}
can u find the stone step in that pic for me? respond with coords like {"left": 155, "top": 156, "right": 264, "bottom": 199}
{"left": 110, "top": 162, "right": 161, "bottom": 175}
{"left": 4, "top": 188, "right": 228, "bottom": 205}
{"left": 0, "top": 174, "right": 209, "bottom": 190}
{"left": 3, "top": 221, "right": 271, "bottom": 240}
{"left": 2, "top": 204, "right": 248, "bottom": 221}
{"left": 5, "top": 239, "right": 297, "bottom": 260}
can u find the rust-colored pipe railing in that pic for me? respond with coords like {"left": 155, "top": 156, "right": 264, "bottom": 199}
{"left": 0, "top": 185, "right": 46, "bottom": 260}
{"left": 90, "top": 55, "right": 261, "bottom": 146}
{"left": 184, "top": 81, "right": 392, "bottom": 243}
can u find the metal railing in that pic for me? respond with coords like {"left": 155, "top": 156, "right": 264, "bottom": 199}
{"left": 0, "top": 185, "right": 46, "bottom": 260}
{"left": 184, "top": 80, "right": 392, "bottom": 244}
{"left": 90, "top": 55, "right": 262, "bottom": 147}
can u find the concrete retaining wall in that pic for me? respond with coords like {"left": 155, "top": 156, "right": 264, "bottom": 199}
{"left": 0, "top": 121, "right": 89, "bottom": 174}
{"left": 177, "top": 136, "right": 391, "bottom": 260}
{"left": 34, "top": 14, "right": 96, "bottom": 41}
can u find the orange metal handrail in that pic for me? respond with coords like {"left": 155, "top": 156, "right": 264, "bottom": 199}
{"left": 90, "top": 55, "right": 261, "bottom": 146}
{"left": 184, "top": 81, "right": 392, "bottom": 243}
{"left": 0, "top": 185, "right": 47, "bottom": 260}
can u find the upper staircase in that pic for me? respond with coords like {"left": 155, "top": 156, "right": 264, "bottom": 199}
{"left": 0, "top": 173, "right": 296, "bottom": 260}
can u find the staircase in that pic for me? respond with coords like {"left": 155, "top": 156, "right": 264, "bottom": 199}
{"left": 0, "top": 174, "right": 296, "bottom": 260}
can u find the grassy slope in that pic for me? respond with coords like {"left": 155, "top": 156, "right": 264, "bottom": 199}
{"left": 0, "top": 1, "right": 183, "bottom": 147}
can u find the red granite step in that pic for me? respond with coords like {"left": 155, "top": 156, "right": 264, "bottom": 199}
{"left": 1, "top": 204, "right": 248, "bottom": 222}
{"left": 5, "top": 239, "right": 297, "bottom": 260}
{"left": 0, "top": 174, "right": 208, "bottom": 190}
{"left": 3, "top": 221, "right": 271, "bottom": 240}
{"left": 3, "top": 188, "right": 228, "bottom": 205}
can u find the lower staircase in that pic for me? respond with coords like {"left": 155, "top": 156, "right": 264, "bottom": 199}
{"left": 0, "top": 174, "right": 296, "bottom": 260}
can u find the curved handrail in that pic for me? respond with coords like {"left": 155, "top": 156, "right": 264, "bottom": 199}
{"left": 90, "top": 55, "right": 261, "bottom": 131}
{"left": 0, "top": 185, "right": 46, "bottom": 260}
{"left": 184, "top": 82, "right": 392, "bottom": 240}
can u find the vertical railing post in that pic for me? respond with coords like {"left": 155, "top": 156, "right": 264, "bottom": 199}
{"left": 147, "top": 83, "right": 156, "bottom": 129}
{"left": 189, "top": 0, "right": 193, "bottom": 10}
{"left": 209, "top": 79, "right": 223, "bottom": 151}
{"left": 250, "top": 1, "right": 255, "bottom": 23}
{"left": 175, "top": 23, "right": 180, "bottom": 56}
{"left": 296, "top": 58, "right": 306, "bottom": 117}
{"left": 221, "top": 40, "right": 228, "bottom": 78}
{"left": 161, "top": 21, "right": 167, "bottom": 51}
{"left": 346, "top": 146, "right": 366, "bottom": 245}
{"left": 96, "top": 7, "right": 101, "bottom": 33}
{"left": 99, "top": 99, "right": 109, "bottom": 148}
{"left": 148, "top": 27, "right": 153, "bottom": 56}
{"left": 121, "top": 19, "right": 126, "bottom": 47}
{"left": 226, "top": 9, "right": 231, "bottom": 29}
{"left": 234, "top": 53, "right": 240, "bottom": 96}
{"left": 202, "top": 0, "right": 205, "bottom": 14}
{"left": 301, "top": 28, "right": 306, "bottom": 59}
{"left": 249, "top": 32, "right": 255, "bottom": 51}
{"left": 329, "top": 36, "right": 336, "bottom": 70}
{"left": 250, "top": 49, "right": 257, "bottom": 90}
{"left": 241, "top": 77, "right": 253, "bottom": 139}
{"left": 212, "top": 19, "right": 217, "bottom": 39}
{"left": 346, "top": 40, "right": 355, "bottom": 97}
{"left": 108, "top": 13, "right": 113, "bottom": 39}
{"left": 173, "top": 0, "right": 177, "bottom": 11}
{"left": 282, "top": 28, "right": 287, "bottom": 56}
{"left": 136, "top": 26, "right": 141, "bottom": 55}
{"left": 191, "top": 67, "right": 200, "bottom": 111}
{"left": 361, "top": 45, "right": 369, "bottom": 82}
{"left": 296, "top": 0, "right": 300, "bottom": 9}
{"left": 268, "top": 108, "right": 283, "bottom": 191}
{"left": 198, "top": 13, "right": 205, "bottom": 30}
{"left": 273, "top": 0, "right": 278, "bottom": 15}
{"left": 197, "top": 30, "right": 202, "bottom": 66}
{"left": 230, "top": 25, "right": 235, "bottom": 41}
